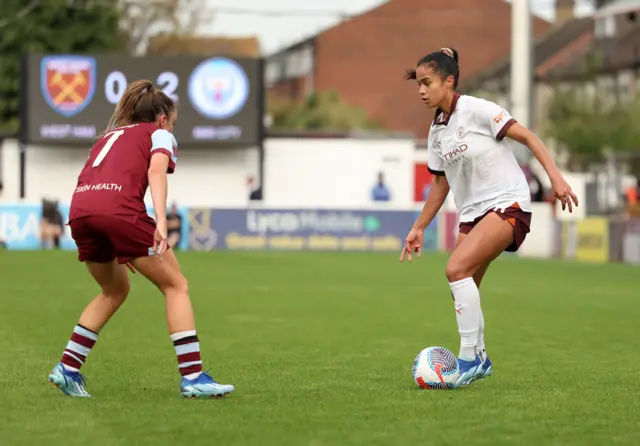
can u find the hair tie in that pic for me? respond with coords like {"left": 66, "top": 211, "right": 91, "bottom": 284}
{"left": 440, "top": 48, "right": 454, "bottom": 58}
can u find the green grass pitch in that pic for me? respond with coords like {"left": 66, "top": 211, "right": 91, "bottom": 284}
{"left": 0, "top": 251, "right": 639, "bottom": 445}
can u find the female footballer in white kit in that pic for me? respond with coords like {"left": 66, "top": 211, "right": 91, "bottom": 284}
{"left": 400, "top": 48, "right": 579, "bottom": 387}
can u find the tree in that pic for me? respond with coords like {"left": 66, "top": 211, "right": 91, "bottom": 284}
{"left": 545, "top": 84, "right": 640, "bottom": 169}
{"left": 117, "top": 0, "right": 214, "bottom": 55}
{"left": 0, "top": 0, "right": 125, "bottom": 135}
{"left": 267, "top": 91, "right": 381, "bottom": 132}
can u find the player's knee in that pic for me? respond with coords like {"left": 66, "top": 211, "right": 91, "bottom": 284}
{"left": 445, "top": 261, "right": 472, "bottom": 283}
{"left": 103, "top": 282, "right": 130, "bottom": 304}
{"left": 175, "top": 275, "right": 189, "bottom": 296}
{"left": 161, "top": 274, "right": 189, "bottom": 297}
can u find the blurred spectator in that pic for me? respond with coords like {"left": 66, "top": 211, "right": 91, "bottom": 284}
{"left": 529, "top": 175, "right": 544, "bottom": 202}
{"left": 167, "top": 203, "right": 183, "bottom": 250}
{"left": 626, "top": 180, "right": 638, "bottom": 205}
{"left": 41, "top": 198, "right": 63, "bottom": 249}
{"left": 626, "top": 187, "right": 637, "bottom": 205}
{"left": 247, "top": 176, "right": 263, "bottom": 201}
{"left": 371, "top": 172, "right": 391, "bottom": 202}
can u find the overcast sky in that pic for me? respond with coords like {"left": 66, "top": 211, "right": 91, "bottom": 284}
{"left": 200, "top": 0, "right": 596, "bottom": 54}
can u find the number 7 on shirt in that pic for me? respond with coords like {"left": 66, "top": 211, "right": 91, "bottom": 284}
{"left": 92, "top": 129, "right": 125, "bottom": 168}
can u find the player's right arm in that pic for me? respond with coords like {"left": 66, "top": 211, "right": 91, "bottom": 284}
{"left": 412, "top": 141, "right": 449, "bottom": 232}
{"left": 412, "top": 175, "right": 450, "bottom": 232}
{"left": 400, "top": 143, "right": 450, "bottom": 262}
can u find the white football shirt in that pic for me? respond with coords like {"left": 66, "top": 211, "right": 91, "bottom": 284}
{"left": 427, "top": 94, "right": 531, "bottom": 222}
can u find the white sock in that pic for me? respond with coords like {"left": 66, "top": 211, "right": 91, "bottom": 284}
{"left": 449, "top": 278, "right": 481, "bottom": 361}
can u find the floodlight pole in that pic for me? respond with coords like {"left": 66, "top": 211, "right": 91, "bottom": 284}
{"left": 510, "top": 0, "right": 533, "bottom": 161}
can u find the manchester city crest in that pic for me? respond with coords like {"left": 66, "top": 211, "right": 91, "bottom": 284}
{"left": 41, "top": 55, "right": 96, "bottom": 117}
{"left": 188, "top": 57, "right": 250, "bottom": 120}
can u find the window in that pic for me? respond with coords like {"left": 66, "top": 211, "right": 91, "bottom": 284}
{"left": 284, "top": 46, "right": 313, "bottom": 78}
{"left": 595, "top": 15, "right": 616, "bottom": 38}
{"left": 266, "top": 61, "right": 282, "bottom": 85}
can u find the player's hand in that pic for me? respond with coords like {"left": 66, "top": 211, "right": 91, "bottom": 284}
{"left": 551, "top": 175, "right": 579, "bottom": 213}
{"left": 154, "top": 220, "right": 169, "bottom": 261}
{"left": 400, "top": 228, "right": 424, "bottom": 262}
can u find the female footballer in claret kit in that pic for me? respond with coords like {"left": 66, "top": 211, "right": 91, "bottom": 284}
{"left": 48, "top": 80, "right": 234, "bottom": 399}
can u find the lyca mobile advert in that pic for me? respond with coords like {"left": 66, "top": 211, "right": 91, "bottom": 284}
{"left": 188, "top": 209, "right": 438, "bottom": 252}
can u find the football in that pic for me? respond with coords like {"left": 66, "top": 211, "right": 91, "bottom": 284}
{"left": 412, "top": 346, "right": 460, "bottom": 389}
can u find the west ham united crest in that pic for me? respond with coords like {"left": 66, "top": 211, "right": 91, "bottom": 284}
{"left": 41, "top": 55, "right": 96, "bottom": 117}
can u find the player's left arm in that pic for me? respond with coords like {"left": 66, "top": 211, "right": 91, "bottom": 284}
{"left": 148, "top": 129, "right": 177, "bottom": 241}
{"left": 503, "top": 123, "right": 561, "bottom": 184}
{"left": 481, "top": 102, "right": 578, "bottom": 212}
{"left": 477, "top": 100, "right": 561, "bottom": 182}
{"left": 148, "top": 153, "right": 170, "bottom": 225}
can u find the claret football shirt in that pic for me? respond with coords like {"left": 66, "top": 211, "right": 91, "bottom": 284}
{"left": 69, "top": 123, "right": 178, "bottom": 220}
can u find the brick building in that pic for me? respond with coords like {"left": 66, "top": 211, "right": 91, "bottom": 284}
{"left": 266, "top": 0, "right": 550, "bottom": 138}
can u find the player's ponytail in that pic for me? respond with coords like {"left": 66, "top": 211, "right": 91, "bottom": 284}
{"left": 104, "top": 79, "right": 174, "bottom": 133}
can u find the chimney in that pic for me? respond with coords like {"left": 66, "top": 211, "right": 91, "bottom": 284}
{"left": 556, "top": 0, "right": 575, "bottom": 23}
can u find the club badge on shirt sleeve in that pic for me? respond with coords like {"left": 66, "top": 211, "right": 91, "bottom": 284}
{"left": 493, "top": 111, "right": 507, "bottom": 124}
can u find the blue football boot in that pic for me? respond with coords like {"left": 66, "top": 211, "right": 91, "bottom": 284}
{"left": 48, "top": 363, "right": 91, "bottom": 398}
{"left": 455, "top": 355, "right": 483, "bottom": 388}
{"left": 180, "top": 370, "right": 235, "bottom": 398}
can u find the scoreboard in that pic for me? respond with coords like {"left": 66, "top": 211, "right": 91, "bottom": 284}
{"left": 21, "top": 54, "right": 263, "bottom": 146}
